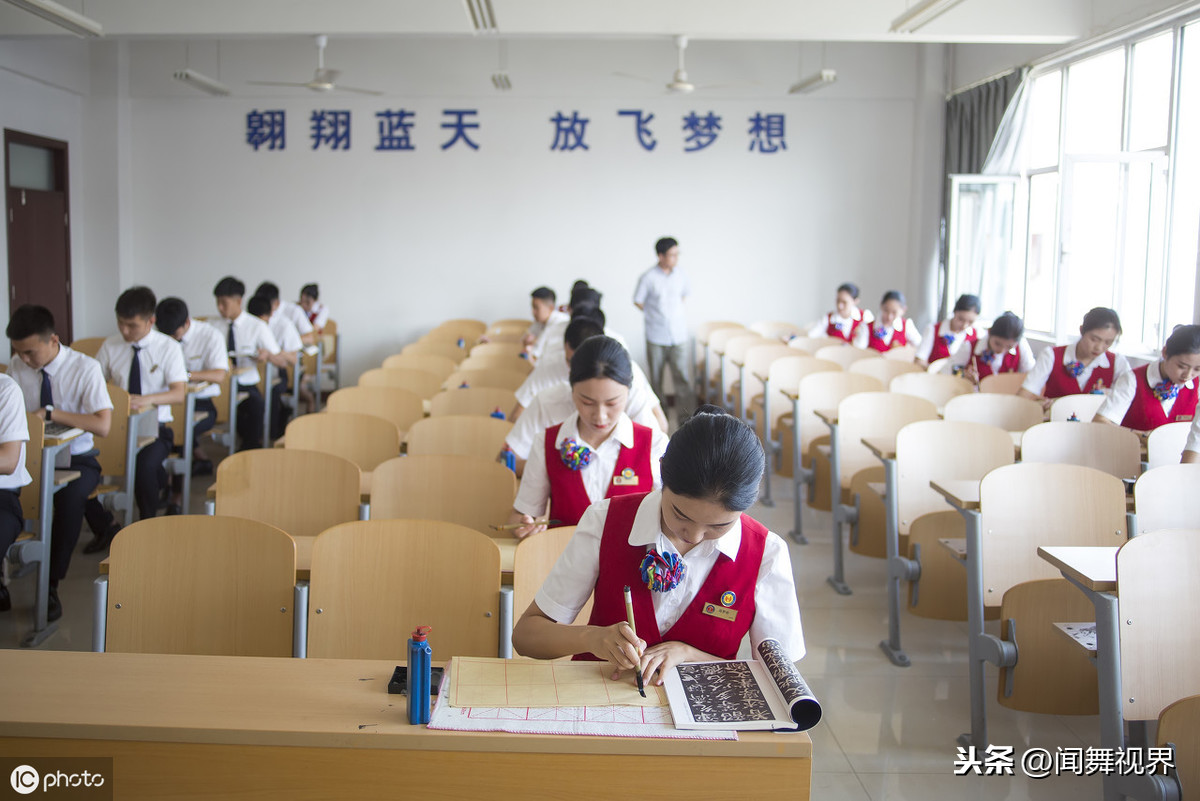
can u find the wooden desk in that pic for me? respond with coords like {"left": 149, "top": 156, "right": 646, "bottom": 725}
{"left": 0, "top": 650, "right": 812, "bottom": 800}
{"left": 1036, "top": 545, "right": 1117, "bottom": 593}
{"left": 929, "top": 479, "right": 980, "bottom": 511}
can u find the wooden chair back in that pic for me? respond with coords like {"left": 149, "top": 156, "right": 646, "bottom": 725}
{"left": 326, "top": 385, "right": 425, "bottom": 435}
{"left": 429, "top": 386, "right": 518, "bottom": 418}
{"left": 848, "top": 358, "right": 922, "bottom": 387}
{"left": 1118, "top": 529, "right": 1200, "bottom": 723}
{"left": 443, "top": 368, "right": 527, "bottom": 393}
{"left": 895, "top": 420, "right": 1014, "bottom": 536}
{"left": 943, "top": 393, "right": 1044, "bottom": 433}
{"left": 489, "top": 318, "right": 532, "bottom": 333}
{"left": 212, "top": 369, "right": 232, "bottom": 424}
{"left": 748, "top": 321, "right": 802, "bottom": 340}
{"left": 70, "top": 337, "right": 104, "bottom": 358}
{"left": 789, "top": 336, "right": 844, "bottom": 354}
{"left": 796, "top": 372, "right": 882, "bottom": 459}
{"left": 706, "top": 326, "right": 750, "bottom": 376}
{"left": 1134, "top": 464, "right": 1200, "bottom": 534}
{"left": 404, "top": 339, "right": 469, "bottom": 363}
{"left": 480, "top": 331, "right": 526, "bottom": 344}
{"left": 214, "top": 449, "right": 360, "bottom": 539}
{"left": 370, "top": 455, "right": 517, "bottom": 537}
{"left": 760, "top": 356, "right": 840, "bottom": 430}
{"left": 979, "top": 372, "right": 1026, "bottom": 394}
{"left": 741, "top": 343, "right": 801, "bottom": 413}
{"left": 105, "top": 516, "right": 295, "bottom": 656}
{"left": 1158, "top": 694, "right": 1200, "bottom": 796}
{"left": 430, "top": 318, "right": 487, "bottom": 341}
{"left": 404, "top": 415, "right": 513, "bottom": 459}
{"left": 814, "top": 345, "right": 879, "bottom": 369}
{"left": 720, "top": 334, "right": 769, "bottom": 402}
{"left": 1048, "top": 393, "right": 1106, "bottom": 423}
{"left": 308, "top": 519, "right": 501, "bottom": 659}
{"left": 835, "top": 392, "right": 938, "bottom": 490}
{"left": 1020, "top": 421, "right": 1141, "bottom": 479}
{"left": 979, "top": 463, "right": 1126, "bottom": 608}
{"left": 512, "top": 526, "right": 593, "bottom": 627}
{"left": 926, "top": 357, "right": 951, "bottom": 374}
{"left": 470, "top": 341, "right": 527, "bottom": 359}
{"left": 880, "top": 344, "right": 917, "bottom": 363}
{"left": 320, "top": 319, "right": 338, "bottom": 364}
{"left": 358, "top": 367, "right": 443, "bottom": 399}
{"left": 461, "top": 353, "right": 534, "bottom": 375}
{"left": 381, "top": 352, "right": 458, "bottom": 379}
{"left": 20, "top": 414, "right": 45, "bottom": 522}
{"left": 1147, "top": 421, "right": 1191, "bottom": 470}
{"left": 284, "top": 412, "right": 401, "bottom": 473}
{"left": 889, "top": 372, "right": 973, "bottom": 414}
{"left": 696, "top": 321, "right": 744, "bottom": 345}
{"left": 95, "top": 383, "right": 133, "bottom": 478}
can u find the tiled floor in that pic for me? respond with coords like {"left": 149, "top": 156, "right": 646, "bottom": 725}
{"left": 0, "top": 462, "right": 1106, "bottom": 799}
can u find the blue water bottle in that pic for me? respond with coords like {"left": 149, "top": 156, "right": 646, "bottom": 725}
{"left": 407, "top": 625, "right": 433, "bottom": 725}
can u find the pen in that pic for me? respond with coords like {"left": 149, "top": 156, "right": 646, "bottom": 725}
{"left": 623, "top": 584, "right": 646, "bottom": 698}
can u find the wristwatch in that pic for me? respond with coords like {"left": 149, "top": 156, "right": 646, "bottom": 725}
{"left": 44, "top": 405, "right": 53, "bottom": 421}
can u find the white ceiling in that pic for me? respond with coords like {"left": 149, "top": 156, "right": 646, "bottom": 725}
{"left": 0, "top": 0, "right": 1187, "bottom": 44}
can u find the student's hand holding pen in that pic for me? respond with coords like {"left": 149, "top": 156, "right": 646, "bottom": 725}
{"left": 504, "top": 510, "right": 548, "bottom": 539}
{"left": 587, "top": 622, "right": 645, "bottom": 680}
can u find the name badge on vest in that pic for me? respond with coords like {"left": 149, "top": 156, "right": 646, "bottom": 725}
{"left": 612, "top": 467, "right": 640, "bottom": 486}
{"left": 1177, "top": 415, "right": 1195, "bottom": 422}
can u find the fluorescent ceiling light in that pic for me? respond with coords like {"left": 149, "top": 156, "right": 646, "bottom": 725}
{"left": 174, "top": 68, "right": 231, "bottom": 97}
{"left": 889, "top": 0, "right": 967, "bottom": 33}
{"left": 465, "top": 0, "right": 498, "bottom": 33}
{"left": 788, "top": 69, "right": 837, "bottom": 94}
{"left": 491, "top": 73, "right": 511, "bottom": 90}
{"left": 1, "top": 0, "right": 103, "bottom": 37}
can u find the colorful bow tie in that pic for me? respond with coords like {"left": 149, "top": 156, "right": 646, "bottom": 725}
{"left": 1065, "top": 360, "right": 1085, "bottom": 378}
{"left": 1152, "top": 380, "right": 1180, "bottom": 403}
{"left": 640, "top": 548, "right": 687, "bottom": 593}
{"left": 558, "top": 438, "right": 593, "bottom": 471}
{"left": 941, "top": 333, "right": 955, "bottom": 347}
{"left": 872, "top": 326, "right": 889, "bottom": 340}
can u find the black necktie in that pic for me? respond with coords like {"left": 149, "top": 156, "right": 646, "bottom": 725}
{"left": 129, "top": 345, "right": 142, "bottom": 395}
{"left": 227, "top": 322, "right": 236, "bottom": 354}
{"left": 40, "top": 369, "right": 53, "bottom": 408}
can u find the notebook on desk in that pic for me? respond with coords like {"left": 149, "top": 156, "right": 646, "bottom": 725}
{"left": 43, "top": 422, "right": 83, "bottom": 441}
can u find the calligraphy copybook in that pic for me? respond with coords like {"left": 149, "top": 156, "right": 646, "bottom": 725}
{"left": 663, "top": 639, "right": 822, "bottom": 732}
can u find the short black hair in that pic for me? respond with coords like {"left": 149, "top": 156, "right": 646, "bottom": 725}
{"left": 1163, "top": 324, "right": 1200, "bottom": 357}
{"left": 953, "top": 294, "right": 982, "bottom": 314}
{"left": 6, "top": 304, "right": 56, "bottom": 341}
{"left": 155, "top": 297, "right": 189, "bottom": 335}
{"left": 214, "top": 276, "right": 245, "bottom": 299}
{"left": 301, "top": 283, "right": 319, "bottom": 301}
{"left": 571, "top": 280, "right": 589, "bottom": 294}
{"left": 564, "top": 317, "right": 605, "bottom": 351}
{"left": 569, "top": 335, "right": 633, "bottom": 388}
{"left": 255, "top": 282, "right": 280, "bottom": 302}
{"left": 247, "top": 295, "right": 272, "bottom": 318}
{"left": 881, "top": 290, "right": 906, "bottom": 307}
{"left": 837, "top": 283, "right": 860, "bottom": 300}
{"left": 116, "top": 286, "right": 157, "bottom": 319}
{"left": 571, "top": 286, "right": 602, "bottom": 310}
{"left": 531, "top": 286, "right": 556, "bottom": 304}
{"left": 989, "top": 312, "right": 1024, "bottom": 340}
{"left": 655, "top": 237, "right": 678, "bottom": 256}
{"left": 661, "top": 405, "right": 765, "bottom": 512}
{"left": 1081, "top": 307, "right": 1122, "bottom": 336}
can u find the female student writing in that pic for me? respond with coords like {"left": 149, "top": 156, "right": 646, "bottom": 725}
{"left": 507, "top": 336, "right": 669, "bottom": 538}
{"left": 1019, "top": 307, "right": 1129, "bottom": 408}
{"left": 915, "top": 294, "right": 981, "bottom": 368}
{"left": 511, "top": 406, "right": 805, "bottom": 687}
{"left": 808, "top": 282, "right": 873, "bottom": 348}
{"left": 943, "top": 311, "right": 1034, "bottom": 385}
{"left": 867, "top": 290, "right": 922, "bottom": 353}
{"left": 1095, "top": 324, "right": 1200, "bottom": 435}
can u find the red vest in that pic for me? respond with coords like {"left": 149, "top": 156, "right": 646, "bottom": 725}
{"left": 868, "top": 321, "right": 908, "bottom": 353}
{"left": 825, "top": 311, "right": 865, "bottom": 344}
{"left": 544, "top": 421, "right": 654, "bottom": 527}
{"left": 1120, "top": 364, "right": 1198, "bottom": 431}
{"left": 1041, "top": 345, "right": 1115, "bottom": 398}
{"left": 928, "top": 321, "right": 978, "bottom": 363}
{"left": 574, "top": 492, "right": 768, "bottom": 662}
{"left": 970, "top": 343, "right": 1022, "bottom": 380}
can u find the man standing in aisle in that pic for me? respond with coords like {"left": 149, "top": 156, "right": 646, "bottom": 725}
{"left": 634, "top": 236, "right": 695, "bottom": 422}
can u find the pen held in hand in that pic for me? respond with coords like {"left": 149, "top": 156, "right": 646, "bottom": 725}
{"left": 623, "top": 584, "right": 646, "bottom": 698}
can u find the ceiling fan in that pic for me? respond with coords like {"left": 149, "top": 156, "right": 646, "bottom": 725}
{"left": 247, "top": 35, "right": 383, "bottom": 96}
{"left": 617, "top": 35, "right": 744, "bottom": 95}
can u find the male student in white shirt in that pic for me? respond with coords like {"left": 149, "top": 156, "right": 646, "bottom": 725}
{"left": 298, "top": 283, "right": 330, "bottom": 332}
{"left": 95, "top": 287, "right": 188, "bottom": 524}
{"left": 0, "top": 363, "right": 35, "bottom": 614}
{"left": 255, "top": 281, "right": 316, "bottom": 346}
{"left": 208, "top": 276, "right": 282, "bottom": 450}
{"left": 524, "top": 286, "right": 570, "bottom": 361}
{"left": 7, "top": 304, "right": 114, "bottom": 620}
{"left": 248, "top": 294, "right": 304, "bottom": 437}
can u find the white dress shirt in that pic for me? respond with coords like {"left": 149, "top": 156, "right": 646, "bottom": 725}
{"left": 808, "top": 310, "right": 873, "bottom": 348}
{"left": 914, "top": 320, "right": 981, "bottom": 363}
{"left": 506, "top": 378, "right": 663, "bottom": 460}
{"left": 944, "top": 336, "right": 1036, "bottom": 375}
{"left": 179, "top": 319, "right": 230, "bottom": 399}
{"left": 306, "top": 300, "right": 330, "bottom": 331}
{"left": 0, "top": 374, "right": 32, "bottom": 490}
{"left": 96, "top": 329, "right": 187, "bottom": 422}
{"left": 1184, "top": 415, "right": 1200, "bottom": 455}
{"left": 278, "top": 299, "right": 314, "bottom": 336}
{"left": 1097, "top": 361, "right": 1195, "bottom": 424}
{"left": 513, "top": 411, "right": 668, "bottom": 517}
{"left": 527, "top": 310, "right": 570, "bottom": 361}
{"left": 1021, "top": 342, "right": 1131, "bottom": 396}
{"left": 208, "top": 313, "right": 280, "bottom": 386}
{"left": 634, "top": 265, "right": 690, "bottom": 346}
{"left": 268, "top": 313, "right": 304, "bottom": 355}
{"left": 9, "top": 345, "right": 112, "bottom": 457}
{"left": 534, "top": 491, "right": 805, "bottom": 661}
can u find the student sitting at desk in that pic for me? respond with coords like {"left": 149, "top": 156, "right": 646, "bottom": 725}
{"left": 95, "top": 287, "right": 187, "bottom": 523}
{"left": 209, "top": 277, "right": 281, "bottom": 450}
{"left": 524, "top": 286, "right": 570, "bottom": 361}
{"left": 298, "top": 283, "right": 329, "bottom": 334}
{"left": 1019, "top": 307, "right": 1129, "bottom": 409}
{"left": 506, "top": 335, "right": 669, "bottom": 538}
{"left": 0, "top": 369, "right": 34, "bottom": 613}
{"left": 943, "top": 311, "right": 1034, "bottom": 385}
{"left": 808, "top": 282, "right": 872, "bottom": 348}
{"left": 512, "top": 405, "right": 804, "bottom": 686}
{"left": 1095, "top": 324, "right": 1200, "bottom": 435}
{"left": 248, "top": 294, "right": 301, "bottom": 438}
{"left": 6, "top": 305, "right": 113, "bottom": 617}
{"left": 915, "top": 293, "right": 981, "bottom": 368}
{"left": 255, "top": 281, "right": 315, "bottom": 347}
{"left": 867, "top": 290, "right": 922, "bottom": 354}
